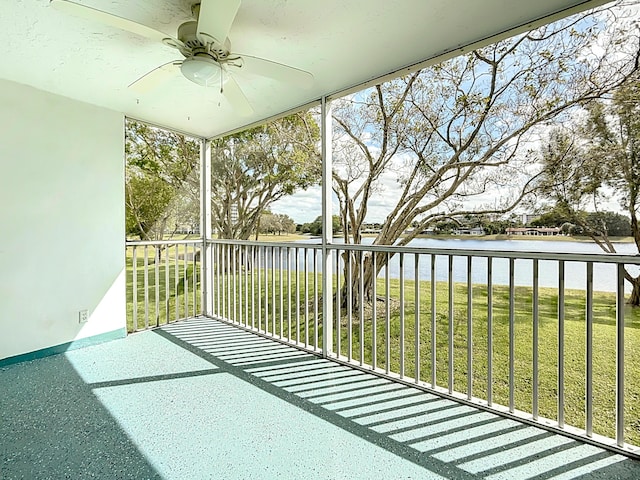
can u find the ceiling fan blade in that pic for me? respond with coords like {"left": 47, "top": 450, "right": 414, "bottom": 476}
{"left": 129, "top": 61, "right": 180, "bottom": 94}
{"left": 50, "top": 0, "right": 177, "bottom": 44}
{"left": 234, "top": 54, "right": 313, "bottom": 89}
{"left": 221, "top": 75, "right": 253, "bottom": 117}
{"left": 197, "top": 0, "right": 241, "bottom": 44}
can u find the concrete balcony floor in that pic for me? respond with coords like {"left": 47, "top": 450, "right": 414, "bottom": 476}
{"left": 2, "top": 317, "right": 640, "bottom": 479}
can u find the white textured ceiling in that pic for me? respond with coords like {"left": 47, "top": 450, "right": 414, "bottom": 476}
{"left": 1, "top": 0, "right": 608, "bottom": 138}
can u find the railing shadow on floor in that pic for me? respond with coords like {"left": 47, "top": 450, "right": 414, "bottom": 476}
{"left": 0, "top": 354, "right": 164, "bottom": 479}
{"left": 156, "top": 317, "right": 640, "bottom": 480}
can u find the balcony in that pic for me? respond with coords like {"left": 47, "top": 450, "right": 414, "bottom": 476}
{"left": 17, "top": 240, "right": 608, "bottom": 478}
{"left": 3, "top": 315, "right": 640, "bottom": 479}
{"left": 4, "top": 2, "right": 638, "bottom": 478}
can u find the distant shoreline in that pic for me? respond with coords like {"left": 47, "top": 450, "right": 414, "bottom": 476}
{"left": 410, "top": 233, "right": 634, "bottom": 243}
{"left": 251, "top": 233, "right": 635, "bottom": 243}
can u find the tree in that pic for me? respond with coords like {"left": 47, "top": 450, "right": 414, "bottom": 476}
{"left": 125, "top": 120, "right": 200, "bottom": 240}
{"left": 300, "top": 215, "right": 341, "bottom": 236}
{"left": 211, "top": 112, "right": 321, "bottom": 240}
{"left": 530, "top": 204, "right": 573, "bottom": 228}
{"left": 333, "top": 3, "right": 640, "bottom": 307}
{"left": 259, "top": 212, "right": 296, "bottom": 235}
{"left": 539, "top": 73, "right": 640, "bottom": 304}
{"left": 586, "top": 212, "right": 632, "bottom": 237}
{"left": 125, "top": 174, "right": 175, "bottom": 239}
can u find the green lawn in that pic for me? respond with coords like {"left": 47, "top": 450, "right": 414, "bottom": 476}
{"left": 125, "top": 251, "right": 640, "bottom": 447}
{"left": 126, "top": 244, "right": 200, "bottom": 332}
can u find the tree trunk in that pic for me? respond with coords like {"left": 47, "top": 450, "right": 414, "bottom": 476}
{"left": 627, "top": 274, "right": 640, "bottom": 306}
{"left": 339, "top": 251, "right": 388, "bottom": 312}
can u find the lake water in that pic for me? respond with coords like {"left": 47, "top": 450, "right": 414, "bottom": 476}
{"left": 285, "top": 238, "right": 640, "bottom": 293}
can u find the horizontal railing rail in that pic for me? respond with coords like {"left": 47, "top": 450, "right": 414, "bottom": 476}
{"left": 208, "top": 238, "right": 640, "bottom": 263}
{"left": 204, "top": 238, "right": 640, "bottom": 458}
{"left": 126, "top": 240, "right": 202, "bottom": 332}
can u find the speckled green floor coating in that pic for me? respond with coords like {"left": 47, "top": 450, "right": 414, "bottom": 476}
{"left": 2, "top": 317, "right": 640, "bottom": 479}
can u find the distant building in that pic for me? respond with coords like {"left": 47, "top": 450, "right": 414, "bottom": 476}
{"left": 453, "top": 227, "right": 485, "bottom": 236}
{"left": 506, "top": 227, "right": 560, "bottom": 236}
{"left": 522, "top": 213, "right": 540, "bottom": 225}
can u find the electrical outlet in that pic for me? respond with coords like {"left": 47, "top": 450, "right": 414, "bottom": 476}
{"left": 78, "top": 309, "right": 89, "bottom": 324}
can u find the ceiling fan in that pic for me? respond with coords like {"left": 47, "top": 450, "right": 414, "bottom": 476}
{"left": 50, "top": 0, "right": 314, "bottom": 115}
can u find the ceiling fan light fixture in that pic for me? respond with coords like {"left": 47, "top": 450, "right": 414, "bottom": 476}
{"left": 181, "top": 56, "right": 221, "bottom": 86}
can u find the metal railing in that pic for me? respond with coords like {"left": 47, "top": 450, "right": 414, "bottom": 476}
{"left": 207, "top": 241, "right": 323, "bottom": 351}
{"left": 204, "top": 238, "right": 640, "bottom": 457}
{"left": 126, "top": 240, "right": 201, "bottom": 332}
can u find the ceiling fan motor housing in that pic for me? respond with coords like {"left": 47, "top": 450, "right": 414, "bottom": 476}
{"left": 177, "top": 20, "right": 230, "bottom": 60}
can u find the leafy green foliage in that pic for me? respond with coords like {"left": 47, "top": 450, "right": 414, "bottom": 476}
{"left": 211, "top": 112, "right": 321, "bottom": 239}
{"left": 125, "top": 120, "right": 200, "bottom": 240}
{"left": 258, "top": 212, "right": 296, "bottom": 235}
{"left": 537, "top": 72, "right": 640, "bottom": 302}
{"left": 299, "top": 215, "right": 341, "bottom": 235}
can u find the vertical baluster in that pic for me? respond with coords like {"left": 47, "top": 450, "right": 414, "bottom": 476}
{"left": 144, "top": 245, "right": 149, "bottom": 329}
{"left": 184, "top": 243, "right": 188, "bottom": 319}
{"left": 236, "top": 245, "right": 241, "bottom": 325}
{"left": 266, "top": 246, "right": 270, "bottom": 332}
{"left": 132, "top": 246, "right": 138, "bottom": 331}
{"left": 236, "top": 245, "right": 240, "bottom": 324}
{"left": 616, "top": 263, "right": 625, "bottom": 447}
{"left": 175, "top": 243, "right": 179, "bottom": 321}
{"left": 558, "top": 260, "right": 565, "bottom": 427}
{"left": 272, "top": 247, "right": 276, "bottom": 335}
{"left": 532, "top": 258, "right": 539, "bottom": 419}
{"left": 467, "top": 256, "right": 472, "bottom": 400}
{"left": 227, "top": 244, "right": 232, "bottom": 321}
{"left": 431, "top": 254, "right": 436, "bottom": 388}
{"left": 218, "top": 244, "right": 223, "bottom": 317}
{"left": 226, "top": 244, "right": 231, "bottom": 322}
{"left": 251, "top": 246, "right": 256, "bottom": 329}
{"left": 287, "top": 247, "right": 292, "bottom": 341}
{"left": 448, "top": 255, "right": 453, "bottom": 394}
{"left": 165, "top": 243, "right": 170, "bottom": 323}
{"left": 336, "top": 248, "right": 341, "bottom": 356}
{"left": 258, "top": 246, "right": 262, "bottom": 331}
{"left": 267, "top": 246, "right": 272, "bottom": 333}
{"left": 193, "top": 243, "right": 197, "bottom": 316}
{"left": 586, "top": 261, "right": 593, "bottom": 437}
{"left": 358, "top": 251, "right": 364, "bottom": 365}
{"left": 244, "top": 246, "right": 249, "bottom": 327}
{"left": 305, "top": 248, "right": 309, "bottom": 347}
{"left": 509, "top": 257, "right": 515, "bottom": 413}
{"left": 372, "top": 252, "right": 377, "bottom": 370}
{"left": 209, "top": 243, "right": 218, "bottom": 317}
{"left": 347, "top": 251, "right": 353, "bottom": 361}
{"left": 233, "top": 245, "right": 238, "bottom": 323}
{"left": 415, "top": 254, "right": 420, "bottom": 384}
{"left": 400, "top": 252, "right": 405, "bottom": 378}
{"left": 280, "top": 247, "right": 284, "bottom": 339}
{"left": 218, "top": 244, "right": 227, "bottom": 318}
{"left": 213, "top": 243, "right": 222, "bottom": 318}
{"left": 220, "top": 245, "right": 224, "bottom": 319}
{"left": 155, "top": 246, "right": 160, "bottom": 326}
{"left": 487, "top": 256, "right": 493, "bottom": 406}
{"left": 385, "top": 252, "right": 390, "bottom": 375}
{"left": 315, "top": 248, "right": 319, "bottom": 349}
{"left": 216, "top": 244, "right": 221, "bottom": 319}
{"left": 295, "top": 247, "right": 300, "bottom": 344}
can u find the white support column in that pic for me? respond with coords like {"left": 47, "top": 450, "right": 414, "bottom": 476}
{"left": 321, "top": 97, "right": 334, "bottom": 358}
{"left": 200, "top": 138, "right": 213, "bottom": 316}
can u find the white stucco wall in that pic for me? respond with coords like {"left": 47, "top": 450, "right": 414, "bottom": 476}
{"left": 0, "top": 79, "right": 125, "bottom": 361}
